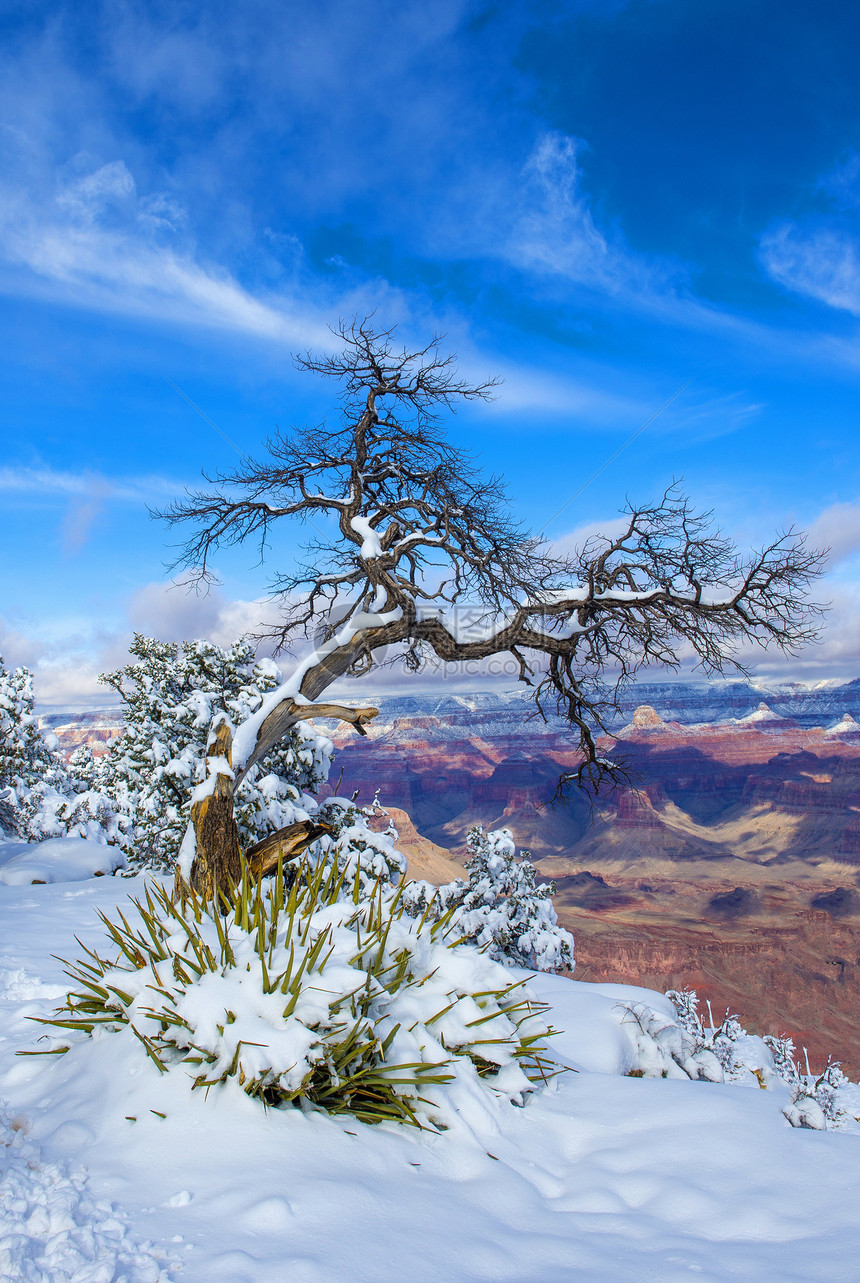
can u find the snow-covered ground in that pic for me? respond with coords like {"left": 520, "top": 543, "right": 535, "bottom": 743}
{"left": 2, "top": 865, "right": 860, "bottom": 1281}
{"left": 0, "top": 836, "right": 125, "bottom": 886}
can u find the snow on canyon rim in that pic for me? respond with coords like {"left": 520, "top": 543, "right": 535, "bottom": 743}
{"left": 0, "top": 866, "right": 860, "bottom": 1280}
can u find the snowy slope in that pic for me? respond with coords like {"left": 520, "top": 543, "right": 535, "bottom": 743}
{"left": 2, "top": 874, "right": 860, "bottom": 1281}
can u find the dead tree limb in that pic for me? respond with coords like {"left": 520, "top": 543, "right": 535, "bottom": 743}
{"left": 235, "top": 700, "right": 378, "bottom": 787}
{"left": 244, "top": 820, "right": 334, "bottom": 880}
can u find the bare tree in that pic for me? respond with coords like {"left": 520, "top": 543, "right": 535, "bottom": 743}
{"left": 160, "top": 318, "right": 825, "bottom": 895}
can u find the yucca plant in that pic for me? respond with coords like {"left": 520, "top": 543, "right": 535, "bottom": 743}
{"left": 31, "top": 860, "right": 557, "bottom": 1128}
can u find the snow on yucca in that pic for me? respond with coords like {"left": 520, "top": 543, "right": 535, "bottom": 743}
{"left": 38, "top": 862, "right": 556, "bottom": 1129}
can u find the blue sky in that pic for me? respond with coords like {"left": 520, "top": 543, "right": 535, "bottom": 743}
{"left": 2, "top": 0, "right": 860, "bottom": 704}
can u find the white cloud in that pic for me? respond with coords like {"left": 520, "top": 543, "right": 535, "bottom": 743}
{"left": 733, "top": 579, "right": 860, "bottom": 682}
{"left": 0, "top": 465, "right": 182, "bottom": 554}
{"left": 0, "top": 576, "right": 289, "bottom": 710}
{"left": 127, "top": 579, "right": 283, "bottom": 650}
{"left": 0, "top": 147, "right": 648, "bottom": 423}
{"left": 807, "top": 499, "right": 860, "bottom": 566}
{"left": 501, "top": 131, "right": 860, "bottom": 379}
{"left": 506, "top": 132, "right": 685, "bottom": 306}
{"left": 476, "top": 358, "right": 641, "bottom": 422}
{"left": 550, "top": 517, "right": 630, "bottom": 560}
{"left": 0, "top": 465, "right": 178, "bottom": 502}
{"left": 0, "top": 155, "right": 333, "bottom": 347}
{"left": 760, "top": 224, "right": 860, "bottom": 315}
{"left": 56, "top": 158, "right": 136, "bottom": 221}
{"left": 512, "top": 134, "right": 614, "bottom": 285}
{"left": 0, "top": 612, "right": 123, "bottom": 708}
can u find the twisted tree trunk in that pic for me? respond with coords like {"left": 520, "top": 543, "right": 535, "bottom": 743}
{"left": 176, "top": 692, "right": 379, "bottom": 902}
{"left": 178, "top": 716, "right": 242, "bottom": 901}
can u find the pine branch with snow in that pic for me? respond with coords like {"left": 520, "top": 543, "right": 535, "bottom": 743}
{"left": 312, "top": 795, "right": 406, "bottom": 893}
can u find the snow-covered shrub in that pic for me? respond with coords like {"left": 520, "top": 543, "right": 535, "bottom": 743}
{"left": 41, "top": 743, "right": 125, "bottom": 844}
{"left": 0, "top": 660, "right": 58, "bottom": 814}
{"left": 0, "top": 791, "right": 15, "bottom": 837}
{"left": 762, "top": 1034, "right": 850, "bottom": 1130}
{"left": 801, "top": 1060, "right": 849, "bottom": 1128}
{"left": 762, "top": 1032, "right": 802, "bottom": 1084}
{"left": 0, "top": 657, "right": 59, "bottom": 838}
{"left": 66, "top": 744, "right": 96, "bottom": 788}
{"left": 0, "top": 657, "right": 123, "bottom": 845}
{"left": 313, "top": 795, "right": 406, "bottom": 893}
{"left": 404, "top": 826, "right": 574, "bottom": 974}
{"left": 97, "top": 636, "right": 333, "bottom": 871}
{"left": 0, "top": 657, "right": 77, "bottom": 841}
{"left": 659, "top": 989, "right": 859, "bottom": 1130}
{"left": 38, "top": 862, "right": 555, "bottom": 1129}
{"left": 618, "top": 1001, "right": 723, "bottom": 1082}
{"left": 662, "top": 991, "right": 785, "bottom": 1087}
{"left": 54, "top": 784, "right": 128, "bottom": 845}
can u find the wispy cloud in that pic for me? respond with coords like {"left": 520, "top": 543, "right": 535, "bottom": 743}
{"left": 497, "top": 132, "right": 860, "bottom": 393}
{"left": 0, "top": 146, "right": 648, "bottom": 423}
{"left": 808, "top": 499, "right": 860, "bottom": 567}
{"left": 505, "top": 132, "right": 686, "bottom": 305}
{"left": 759, "top": 151, "right": 860, "bottom": 316}
{"left": 0, "top": 576, "right": 286, "bottom": 708}
{"left": 458, "top": 351, "right": 643, "bottom": 422}
{"left": 500, "top": 132, "right": 806, "bottom": 356}
{"left": 550, "top": 516, "right": 630, "bottom": 560}
{"left": 760, "top": 224, "right": 860, "bottom": 316}
{"left": 0, "top": 465, "right": 182, "bottom": 555}
{"left": 0, "top": 152, "right": 333, "bottom": 346}
{"left": 0, "top": 465, "right": 178, "bottom": 503}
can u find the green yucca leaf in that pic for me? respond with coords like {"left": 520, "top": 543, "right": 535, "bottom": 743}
{"left": 129, "top": 1024, "right": 168, "bottom": 1073}
{"left": 413, "top": 966, "right": 442, "bottom": 989}
{"left": 104, "top": 983, "right": 135, "bottom": 1007}
{"left": 425, "top": 999, "right": 459, "bottom": 1026}
{"left": 465, "top": 1010, "right": 512, "bottom": 1029}
{"left": 473, "top": 979, "right": 530, "bottom": 999}
{"left": 30, "top": 1017, "right": 99, "bottom": 1033}
{"left": 17, "top": 1045, "right": 70, "bottom": 1057}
